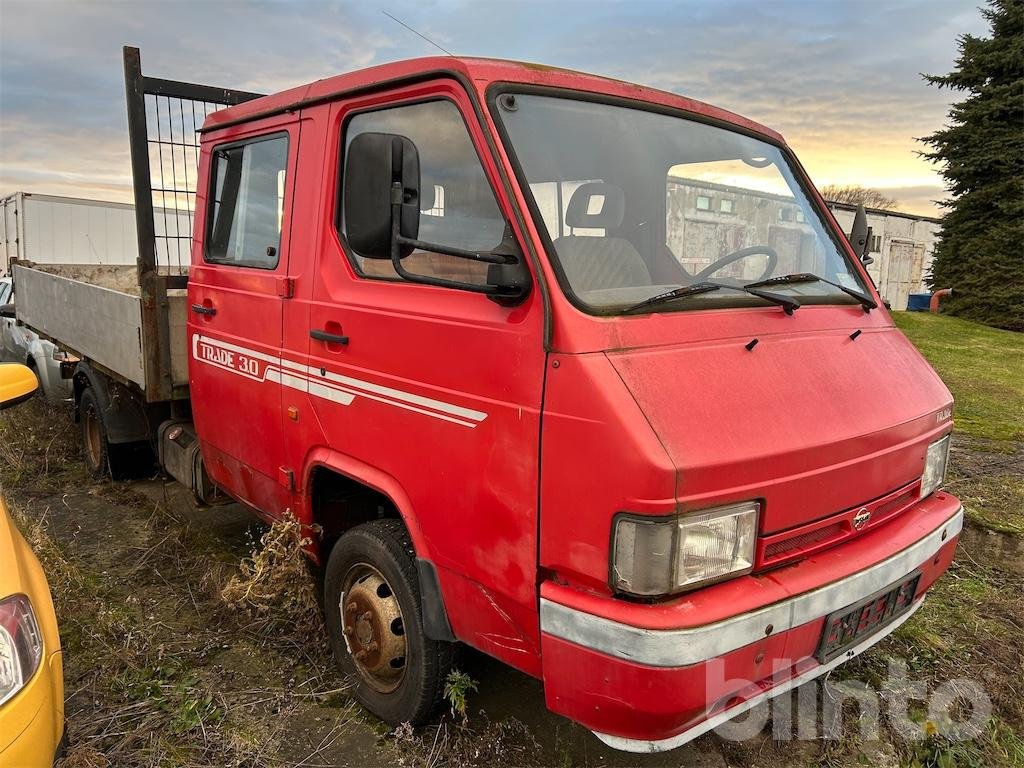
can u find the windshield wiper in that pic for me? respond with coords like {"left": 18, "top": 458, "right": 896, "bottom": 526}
{"left": 745, "top": 272, "right": 877, "bottom": 312}
{"left": 622, "top": 282, "right": 722, "bottom": 314}
{"left": 623, "top": 281, "right": 801, "bottom": 315}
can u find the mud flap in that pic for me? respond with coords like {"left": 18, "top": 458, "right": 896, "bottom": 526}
{"left": 416, "top": 559, "right": 456, "bottom": 642}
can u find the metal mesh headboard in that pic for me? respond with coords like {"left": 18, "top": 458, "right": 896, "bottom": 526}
{"left": 123, "top": 46, "right": 264, "bottom": 283}
{"left": 122, "top": 46, "right": 264, "bottom": 400}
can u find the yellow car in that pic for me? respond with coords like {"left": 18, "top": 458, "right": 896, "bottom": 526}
{"left": 0, "top": 363, "right": 64, "bottom": 767}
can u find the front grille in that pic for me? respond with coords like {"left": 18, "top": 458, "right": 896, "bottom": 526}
{"left": 873, "top": 487, "right": 918, "bottom": 520}
{"left": 764, "top": 522, "right": 844, "bottom": 561}
{"left": 757, "top": 480, "right": 921, "bottom": 568}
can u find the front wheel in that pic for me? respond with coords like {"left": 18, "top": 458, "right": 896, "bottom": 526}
{"left": 323, "top": 519, "right": 455, "bottom": 725}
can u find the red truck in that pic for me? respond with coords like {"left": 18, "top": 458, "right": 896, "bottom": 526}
{"left": 11, "top": 47, "right": 961, "bottom": 751}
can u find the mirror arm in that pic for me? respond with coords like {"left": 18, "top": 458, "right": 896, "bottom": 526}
{"left": 395, "top": 236, "right": 508, "bottom": 266}
{"left": 389, "top": 192, "right": 501, "bottom": 296}
{"left": 387, "top": 184, "right": 529, "bottom": 304}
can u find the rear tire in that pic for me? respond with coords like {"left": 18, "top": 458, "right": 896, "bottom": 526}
{"left": 323, "top": 519, "right": 455, "bottom": 725}
{"left": 79, "top": 387, "right": 152, "bottom": 479}
{"left": 79, "top": 388, "right": 109, "bottom": 477}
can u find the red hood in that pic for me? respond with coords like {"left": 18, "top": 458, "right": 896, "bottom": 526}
{"left": 606, "top": 325, "right": 953, "bottom": 533}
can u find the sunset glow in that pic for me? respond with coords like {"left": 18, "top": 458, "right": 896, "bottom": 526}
{"left": 0, "top": 1, "right": 987, "bottom": 218}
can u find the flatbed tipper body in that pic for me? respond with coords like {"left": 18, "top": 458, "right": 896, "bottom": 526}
{"left": 6, "top": 46, "right": 963, "bottom": 753}
{"left": 12, "top": 262, "right": 189, "bottom": 393}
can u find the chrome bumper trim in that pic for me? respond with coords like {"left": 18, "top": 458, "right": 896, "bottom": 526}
{"left": 592, "top": 597, "right": 925, "bottom": 753}
{"left": 540, "top": 505, "right": 962, "bottom": 668}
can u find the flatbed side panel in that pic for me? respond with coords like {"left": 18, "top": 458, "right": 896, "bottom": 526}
{"left": 13, "top": 264, "right": 145, "bottom": 388}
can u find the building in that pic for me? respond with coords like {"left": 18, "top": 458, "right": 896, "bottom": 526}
{"left": 665, "top": 177, "right": 940, "bottom": 310}
{"left": 825, "top": 201, "right": 940, "bottom": 311}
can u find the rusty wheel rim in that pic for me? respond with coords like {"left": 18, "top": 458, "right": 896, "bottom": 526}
{"left": 83, "top": 405, "right": 102, "bottom": 471}
{"left": 340, "top": 563, "right": 407, "bottom": 693}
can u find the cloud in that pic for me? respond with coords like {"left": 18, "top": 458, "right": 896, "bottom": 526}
{"left": 0, "top": 0, "right": 985, "bottom": 216}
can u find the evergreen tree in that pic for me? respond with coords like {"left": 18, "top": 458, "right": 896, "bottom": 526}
{"left": 920, "top": 0, "right": 1024, "bottom": 331}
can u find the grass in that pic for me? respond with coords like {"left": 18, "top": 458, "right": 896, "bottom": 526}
{"left": 893, "top": 313, "right": 1024, "bottom": 442}
{"left": 0, "top": 399, "right": 349, "bottom": 767}
{"left": 884, "top": 313, "right": 1024, "bottom": 767}
{"left": 900, "top": 719, "right": 1024, "bottom": 768}
{"left": 1, "top": 318, "right": 1020, "bottom": 767}
{"left": 947, "top": 458, "right": 1024, "bottom": 536}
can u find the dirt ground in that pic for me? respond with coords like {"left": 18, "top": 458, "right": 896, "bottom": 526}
{"left": 1, "top": 399, "right": 1021, "bottom": 768}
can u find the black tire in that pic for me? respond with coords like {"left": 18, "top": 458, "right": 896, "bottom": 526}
{"left": 323, "top": 519, "right": 455, "bottom": 725}
{"left": 108, "top": 441, "right": 155, "bottom": 480}
{"left": 25, "top": 358, "right": 43, "bottom": 399}
{"left": 79, "top": 387, "right": 110, "bottom": 477}
{"left": 79, "top": 388, "right": 152, "bottom": 480}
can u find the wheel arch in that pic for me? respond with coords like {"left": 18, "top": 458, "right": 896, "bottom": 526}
{"left": 72, "top": 361, "right": 151, "bottom": 444}
{"left": 302, "top": 448, "right": 456, "bottom": 644}
{"left": 301, "top": 447, "right": 431, "bottom": 562}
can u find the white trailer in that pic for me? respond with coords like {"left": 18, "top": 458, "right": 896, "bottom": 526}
{"left": 1, "top": 193, "right": 138, "bottom": 275}
{"left": 1, "top": 192, "right": 194, "bottom": 275}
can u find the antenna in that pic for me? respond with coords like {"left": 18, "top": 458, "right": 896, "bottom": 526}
{"left": 382, "top": 11, "right": 454, "bottom": 57}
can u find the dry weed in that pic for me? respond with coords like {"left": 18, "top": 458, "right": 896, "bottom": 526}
{"left": 0, "top": 398, "right": 79, "bottom": 487}
{"left": 56, "top": 743, "right": 108, "bottom": 768}
{"left": 220, "top": 511, "right": 323, "bottom": 643}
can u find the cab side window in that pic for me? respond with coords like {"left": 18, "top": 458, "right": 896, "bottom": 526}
{"left": 206, "top": 134, "right": 288, "bottom": 269}
{"left": 340, "top": 100, "right": 505, "bottom": 285}
{"left": 0, "top": 280, "right": 11, "bottom": 305}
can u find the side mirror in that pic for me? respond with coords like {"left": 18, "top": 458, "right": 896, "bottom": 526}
{"left": 847, "top": 205, "right": 874, "bottom": 266}
{"left": 342, "top": 131, "right": 532, "bottom": 305}
{"left": 343, "top": 132, "right": 421, "bottom": 260}
{"left": 0, "top": 363, "right": 38, "bottom": 410}
{"left": 0, "top": 303, "right": 15, "bottom": 319}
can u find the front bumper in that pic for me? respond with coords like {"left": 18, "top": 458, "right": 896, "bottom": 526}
{"left": 539, "top": 492, "right": 962, "bottom": 752}
{"left": 0, "top": 650, "right": 65, "bottom": 767}
{"left": 0, "top": 498, "right": 65, "bottom": 766}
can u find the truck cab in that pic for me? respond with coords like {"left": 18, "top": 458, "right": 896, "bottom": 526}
{"left": 185, "top": 57, "right": 961, "bottom": 750}
{"left": 31, "top": 54, "right": 959, "bottom": 751}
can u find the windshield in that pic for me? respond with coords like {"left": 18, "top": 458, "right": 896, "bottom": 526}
{"left": 495, "top": 93, "right": 868, "bottom": 314}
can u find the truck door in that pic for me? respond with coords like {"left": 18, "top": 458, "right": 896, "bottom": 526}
{"left": 290, "top": 85, "right": 548, "bottom": 671}
{"left": 188, "top": 115, "right": 299, "bottom": 516}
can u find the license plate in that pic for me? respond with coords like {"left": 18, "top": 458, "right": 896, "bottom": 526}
{"left": 816, "top": 571, "right": 921, "bottom": 663}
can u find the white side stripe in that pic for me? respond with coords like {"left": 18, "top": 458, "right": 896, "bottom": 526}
{"left": 312, "top": 366, "right": 488, "bottom": 422}
{"left": 193, "top": 334, "right": 487, "bottom": 428}
{"left": 307, "top": 379, "right": 357, "bottom": 406}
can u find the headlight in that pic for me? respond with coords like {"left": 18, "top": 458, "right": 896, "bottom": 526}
{"left": 0, "top": 594, "right": 43, "bottom": 706}
{"left": 612, "top": 501, "right": 759, "bottom": 597}
{"left": 920, "top": 434, "right": 951, "bottom": 500}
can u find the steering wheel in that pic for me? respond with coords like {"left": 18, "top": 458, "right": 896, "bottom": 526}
{"left": 692, "top": 245, "right": 778, "bottom": 284}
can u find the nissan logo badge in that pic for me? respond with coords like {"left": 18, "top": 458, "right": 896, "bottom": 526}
{"left": 853, "top": 507, "right": 871, "bottom": 530}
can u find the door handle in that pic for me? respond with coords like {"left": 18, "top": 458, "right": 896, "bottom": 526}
{"left": 310, "top": 329, "right": 349, "bottom": 345}
{"left": 191, "top": 304, "right": 217, "bottom": 316}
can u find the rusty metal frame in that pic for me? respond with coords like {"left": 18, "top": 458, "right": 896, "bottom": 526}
{"left": 122, "top": 46, "right": 263, "bottom": 401}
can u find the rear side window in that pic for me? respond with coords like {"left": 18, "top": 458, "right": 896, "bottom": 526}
{"left": 339, "top": 100, "right": 506, "bottom": 285}
{"left": 206, "top": 134, "right": 288, "bottom": 269}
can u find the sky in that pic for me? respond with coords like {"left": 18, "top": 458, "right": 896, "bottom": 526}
{"left": 0, "top": 0, "right": 989, "bottom": 217}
